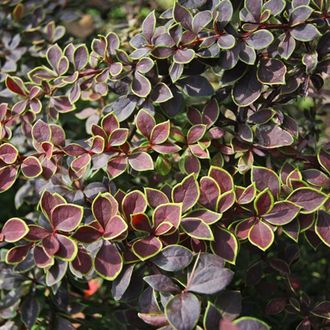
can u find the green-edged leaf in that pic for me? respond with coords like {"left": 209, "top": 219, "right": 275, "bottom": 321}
{"left": 211, "top": 227, "right": 238, "bottom": 264}
{"left": 315, "top": 210, "right": 330, "bottom": 247}
{"left": 287, "top": 188, "right": 327, "bottom": 213}
{"left": 132, "top": 236, "right": 162, "bottom": 260}
{"left": 181, "top": 218, "right": 213, "bottom": 240}
{"left": 2, "top": 218, "right": 29, "bottom": 242}
{"left": 248, "top": 221, "right": 274, "bottom": 251}
{"left": 263, "top": 201, "right": 300, "bottom": 225}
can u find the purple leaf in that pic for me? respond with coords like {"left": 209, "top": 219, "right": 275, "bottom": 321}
{"left": 188, "top": 253, "right": 233, "bottom": 294}
{"left": 55, "top": 234, "right": 77, "bottom": 260}
{"left": 252, "top": 166, "right": 280, "bottom": 197}
{"left": 211, "top": 227, "right": 238, "bottom": 264}
{"left": 166, "top": 292, "right": 200, "bottom": 330}
{"left": 150, "top": 121, "right": 170, "bottom": 145}
{"left": 257, "top": 58, "right": 287, "bottom": 85}
{"left": 172, "top": 174, "right": 199, "bottom": 212}
{"left": 217, "top": 191, "right": 236, "bottom": 213}
{"left": 72, "top": 224, "right": 102, "bottom": 243}
{"left": 0, "top": 165, "right": 18, "bottom": 193}
{"left": 151, "top": 245, "right": 193, "bottom": 271}
{"left": 263, "top": 201, "right": 300, "bottom": 225}
{"left": 144, "top": 274, "right": 180, "bottom": 292}
{"left": 51, "top": 204, "right": 83, "bottom": 231}
{"left": 136, "top": 110, "right": 155, "bottom": 138}
{"left": 128, "top": 152, "right": 154, "bottom": 171}
{"left": 0, "top": 143, "right": 18, "bottom": 164}
{"left": 21, "top": 156, "right": 42, "bottom": 178}
{"left": 71, "top": 246, "right": 93, "bottom": 275}
{"left": 188, "top": 209, "right": 221, "bottom": 225}
{"left": 154, "top": 203, "right": 182, "bottom": 231}
{"left": 247, "top": 30, "right": 274, "bottom": 50}
{"left": 131, "top": 71, "right": 151, "bottom": 98}
{"left": 249, "top": 221, "right": 274, "bottom": 251}
{"left": 2, "top": 218, "right": 29, "bottom": 242}
{"left": 132, "top": 236, "right": 162, "bottom": 260}
{"left": 288, "top": 188, "right": 327, "bottom": 213}
{"left": 104, "top": 215, "right": 128, "bottom": 240}
{"left": 131, "top": 213, "right": 152, "bottom": 233}
{"left": 315, "top": 210, "right": 330, "bottom": 247}
{"left": 40, "top": 191, "right": 66, "bottom": 220}
{"left": 92, "top": 194, "right": 118, "bottom": 228}
{"left": 234, "top": 317, "right": 270, "bottom": 330}
{"left": 256, "top": 124, "right": 294, "bottom": 148}
{"left": 254, "top": 189, "right": 274, "bottom": 216}
{"left": 6, "top": 245, "right": 30, "bottom": 264}
{"left": 209, "top": 166, "right": 233, "bottom": 192}
{"left": 107, "top": 155, "right": 128, "bottom": 178}
{"left": 174, "top": 49, "right": 195, "bottom": 64}
{"left": 122, "top": 190, "right": 147, "bottom": 221}
{"left": 198, "top": 176, "right": 220, "bottom": 210}
{"left": 145, "top": 188, "right": 169, "bottom": 208}
{"left": 187, "top": 124, "right": 207, "bottom": 145}
{"left": 181, "top": 217, "right": 213, "bottom": 240}
{"left": 94, "top": 241, "right": 122, "bottom": 280}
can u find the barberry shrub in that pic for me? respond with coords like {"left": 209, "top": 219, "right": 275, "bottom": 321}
{"left": 0, "top": 0, "right": 329, "bottom": 329}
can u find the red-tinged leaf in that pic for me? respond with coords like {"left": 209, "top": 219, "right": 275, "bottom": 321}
{"left": 104, "top": 215, "right": 128, "bottom": 240}
{"left": 150, "top": 121, "right": 170, "bottom": 145}
{"left": 315, "top": 210, "right": 330, "bottom": 247}
{"left": 32, "top": 119, "right": 51, "bottom": 144}
{"left": 5, "top": 76, "right": 27, "bottom": 96}
{"left": 145, "top": 188, "right": 169, "bottom": 208}
{"left": 94, "top": 241, "right": 123, "bottom": 280}
{"left": 211, "top": 227, "right": 238, "bottom": 264}
{"left": 136, "top": 109, "right": 155, "bottom": 138}
{"left": 153, "top": 203, "right": 182, "bottom": 230}
{"left": 152, "top": 142, "right": 181, "bottom": 154}
{"left": 0, "top": 143, "right": 18, "bottom": 164}
{"left": 209, "top": 166, "right": 234, "bottom": 192}
{"left": 72, "top": 224, "right": 102, "bottom": 243}
{"left": 236, "top": 217, "right": 255, "bottom": 239}
{"left": 254, "top": 189, "right": 274, "bottom": 216}
{"left": 42, "top": 234, "right": 60, "bottom": 256}
{"left": 63, "top": 143, "right": 86, "bottom": 156}
{"left": 109, "top": 128, "right": 129, "bottom": 146}
{"left": 128, "top": 152, "right": 154, "bottom": 171}
{"left": 288, "top": 188, "right": 327, "bottom": 213}
{"left": 184, "top": 154, "right": 201, "bottom": 174}
{"left": 219, "top": 319, "right": 239, "bottom": 330}
{"left": 2, "top": 217, "right": 29, "bottom": 242}
{"left": 71, "top": 247, "right": 93, "bottom": 275}
{"left": 217, "top": 191, "right": 235, "bottom": 213}
{"left": 51, "top": 204, "right": 83, "bottom": 231}
{"left": 236, "top": 183, "right": 256, "bottom": 205}
{"left": 6, "top": 245, "right": 31, "bottom": 264}
{"left": 46, "top": 44, "right": 62, "bottom": 69}
{"left": 249, "top": 221, "right": 274, "bottom": 251}
{"left": 132, "top": 236, "right": 162, "bottom": 260}
{"left": 40, "top": 191, "right": 66, "bottom": 220}
{"left": 187, "top": 124, "right": 207, "bottom": 144}
{"left": 181, "top": 217, "right": 213, "bottom": 240}
{"left": 122, "top": 190, "right": 147, "bottom": 221}
{"left": 26, "top": 225, "right": 49, "bottom": 241}
{"left": 198, "top": 176, "right": 220, "bottom": 210}
{"left": 172, "top": 174, "right": 199, "bottom": 212}
{"left": 107, "top": 155, "right": 128, "bottom": 178}
{"left": 263, "top": 201, "right": 300, "bottom": 225}
{"left": 166, "top": 292, "right": 200, "bottom": 330}
{"left": 202, "top": 99, "right": 219, "bottom": 127}
{"left": 189, "top": 143, "right": 209, "bottom": 159}
{"left": 299, "top": 213, "right": 314, "bottom": 232}
{"left": 92, "top": 194, "right": 118, "bottom": 228}
{"left": 144, "top": 274, "right": 180, "bottom": 292}
{"left": 0, "top": 165, "right": 18, "bottom": 192}
{"left": 21, "top": 156, "right": 42, "bottom": 178}
{"left": 89, "top": 136, "right": 105, "bottom": 154}
{"left": 138, "top": 313, "right": 168, "bottom": 327}
{"left": 154, "top": 221, "right": 173, "bottom": 236}
{"left": 131, "top": 71, "right": 151, "bottom": 98}
{"left": 302, "top": 169, "right": 330, "bottom": 188}
{"left": 55, "top": 234, "right": 78, "bottom": 261}
{"left": 188, "top": 209, "right": 221, "bottom": 225}
{"left": 131, "top": 213, "right": 152, "bottom": 232}
{"left": 34, "top": 245, "right": 53, "bottom": 268}
{"left": 71, "top": 154, "right": 91, "bottom": 172}
{"left": 252, "top": 166, "right": 280, "bottom": 197}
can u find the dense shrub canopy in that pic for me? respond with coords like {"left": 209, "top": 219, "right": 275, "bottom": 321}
{"left": 0, "top": 0, "right": 329, "bottom": 329}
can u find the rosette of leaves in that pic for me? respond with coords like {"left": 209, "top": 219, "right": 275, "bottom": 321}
{"left": 5, "top": 191, "right": 83, "bottom": 268}
{"left": 73, "top": 193, "right": 127, "bottom": 280}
